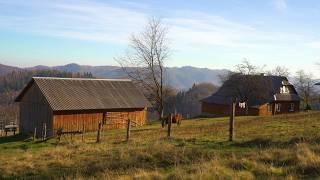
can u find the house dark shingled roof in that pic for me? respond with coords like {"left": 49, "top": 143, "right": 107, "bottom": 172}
{"left": 202, "top": 75, "right": 300, "bottom": 107}
{"left": 15, "top": 77, "right": 151, "bottom": 111}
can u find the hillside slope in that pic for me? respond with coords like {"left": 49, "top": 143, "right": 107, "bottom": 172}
{"left": 24, "top": 63, "right": 228, "bottom": 89}
{"left": 0, "top": 64, "right": 22, "bottom": 76}
{"left": 1, "top": 112, "right": 320, "bottom": 179}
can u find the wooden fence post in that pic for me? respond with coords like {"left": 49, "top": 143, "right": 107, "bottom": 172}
{"left": 44, "top": 123, "right": 47, "bottom": 141}
{"left": 126, "top": 119, "right": 131, "bottom": 142}
{"left": 96, "top": 122, "right": 102, "bottom": 143}
{"left": 33, "top": 128, "right": 37, "bottom": 141}
{"left": 229, "top": 102, "right": 236, "bottom": 142}
{"left": 167, "top": 114, "right": 172, "bottom": 138}
{"left": 41, "top": 123, "right": 44, "bottom": 141}
{"left": 82, "top": 119, "right": 85, "bottom": 142}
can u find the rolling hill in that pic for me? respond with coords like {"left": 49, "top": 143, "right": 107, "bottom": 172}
{"left": 0, "top": 63, "right": 229, "bottom": 89}
{"left": 0, "top": 64, "right": 22, "bottom": 76}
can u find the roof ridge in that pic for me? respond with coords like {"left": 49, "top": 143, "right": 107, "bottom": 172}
{"left": 32, "top": 77, "right": 132, "bottom": 81}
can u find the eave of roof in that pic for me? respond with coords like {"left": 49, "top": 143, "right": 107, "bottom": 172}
{"left": 32, "top": 77, "right": 132, "bottom": 81}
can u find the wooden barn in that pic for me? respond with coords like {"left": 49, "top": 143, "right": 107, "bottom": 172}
{"left": 15, "top": 77, "right": 151, "bottom": 137}
{"left": 201, "top": 75, "right": 300, "bottom": 117}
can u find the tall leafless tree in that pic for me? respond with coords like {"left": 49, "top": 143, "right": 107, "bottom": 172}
{"left": 116, "top": 18, "right": 170, "bottom": 119}
{"left": 235, "top": 59, "right": 266, "bottom": 75}
{"left": 267, "top": 66, "right": 290, "bottom": 77}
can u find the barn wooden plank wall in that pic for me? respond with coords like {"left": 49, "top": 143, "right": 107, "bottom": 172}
{"left": 53, "top": 109, "right": 147, "bottom": 134}
{"left": 19, "top": 84, "right": 53, "bottom": 137}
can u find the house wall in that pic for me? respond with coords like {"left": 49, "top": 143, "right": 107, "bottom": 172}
{"left": 273, "top": 101, "right": 300, "bottom": 115}
{"left": 258, "top": 103, "right": 273, "bottom": 116}
{"left": 19, "top": 83, "right": 53, "bottom": 137}
{"left": 52, "top": 108, "right": 147, "bottom": 134}
{"left": 201, "top": 102, "right": 259, "bottom": 117}
{"left": 202, "top": 101, "right": 300, "bottom": 117}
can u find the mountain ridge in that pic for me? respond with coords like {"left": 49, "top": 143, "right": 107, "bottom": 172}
{"left": 0, "top": 63, "right": 228, "bottom": 89}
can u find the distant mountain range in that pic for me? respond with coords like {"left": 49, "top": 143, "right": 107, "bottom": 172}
{"left": 0, "top": 63, "right": 229, "bottom": 89}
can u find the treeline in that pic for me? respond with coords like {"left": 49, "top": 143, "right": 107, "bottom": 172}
{"left": 163, "top": 83, "right": 218, "bottom": 118}
{"left": 0, "top": 70, "right": 93, "bottom": 94}
{"left": 0, "top": 70, "right": 94, "bottom": 127}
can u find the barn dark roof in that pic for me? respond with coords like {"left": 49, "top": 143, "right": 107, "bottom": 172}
{"left": 15, "top": 77, "right": 151, "bottom": 111}
{"left": 202, "top": 75, "right": 300, "bottom": 107}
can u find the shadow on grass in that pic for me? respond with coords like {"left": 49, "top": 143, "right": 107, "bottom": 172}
{"left": 171, "top": 136, "right": 320, "bottom": 151}
{"left": 232, "top": 136, "right": 320, "bottom": 149}
{"left": 0, "top": 134, "right": 30, "bottom": 144}
{"left": 131, "top": 127, "right": 158, "bottom": 132}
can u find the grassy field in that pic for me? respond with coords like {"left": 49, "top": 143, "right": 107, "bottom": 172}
{"left": 1, "top": 112, "right": 320, "bottom": 179}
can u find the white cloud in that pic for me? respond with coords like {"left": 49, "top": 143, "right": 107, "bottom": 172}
{"left": 0, "top": 0, "right": 304, "bottom": 50}
{"left": 308, "top": 42, "right": 320, "bottom": 49}
{"left": 274, "top": 0, "right": 287, "bottom": 11}
{"left": 0, "top": 0, "right": 148, "bottom": 44}
{"left": 164, "top": 11, "right": 302, "bottom": 50}
{"left": 0, "top": 1, "right": 256, "bottom": 48}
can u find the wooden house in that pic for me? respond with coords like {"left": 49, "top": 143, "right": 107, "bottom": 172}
{"left": 201, "top": 75, "right": 300, "bottom": 116}
{"left": 15, "top": 77, "right": 151, "bottom": 137}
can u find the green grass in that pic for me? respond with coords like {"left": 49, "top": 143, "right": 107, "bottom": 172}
{"left": 1, "top": 112, "right": 320, "bottom": 179}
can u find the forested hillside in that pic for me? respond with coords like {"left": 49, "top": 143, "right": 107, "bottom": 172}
{"left": 164, "top": 83, "right": 218, "bottom": 118}
{"left": 0, "top": 70, "right": 93, "bottom": 94}
{"left": 0, "top": 69, "right": 94, "bottom": 128}
{"left": 0, "top": 64, "right": 21, "bottom": 76}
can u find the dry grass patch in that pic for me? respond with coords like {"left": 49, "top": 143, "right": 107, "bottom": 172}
{"left": 1, "top": 112, "right": 320, "bottom": 179}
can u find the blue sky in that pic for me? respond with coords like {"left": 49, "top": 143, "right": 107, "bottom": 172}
{"left": 0, "top": 0, "right": 320, "bottom": 76}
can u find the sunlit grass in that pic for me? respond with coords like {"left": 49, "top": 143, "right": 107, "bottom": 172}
{"left": 1, "top": 112, "right": 320, "bottom": 179}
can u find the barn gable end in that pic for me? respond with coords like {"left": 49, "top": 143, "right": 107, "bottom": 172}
{"left": 18, "top": 82, "right": 53, "bottom": 137}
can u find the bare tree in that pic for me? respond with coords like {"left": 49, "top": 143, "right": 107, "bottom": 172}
{"left": 235, "top": 59, "right": 266, "bottom": 75}
{"left": 116, "top": 18, "right": 170, "bottom": 119}
{"left": 267, "top": 66, "right": 290, "bottom": 77}
{"left": 235, "top": 59, "right": 258, "bottom": 75}
{"left": 294, "top": 70, "right": 315, "bottom": 110}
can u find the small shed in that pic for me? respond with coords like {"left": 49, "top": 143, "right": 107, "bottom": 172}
{"left": 15, "top": 77, "right": 151, "bottom": 137}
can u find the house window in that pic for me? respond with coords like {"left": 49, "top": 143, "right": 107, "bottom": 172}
{"left": 289, "top": 103, "right": 295, "bottom": 112}
{"left": 276, "top": 104, "right": 281, "bottom": 112}
{"left": 280, "top": 86, "right": 289, "bottom": 94}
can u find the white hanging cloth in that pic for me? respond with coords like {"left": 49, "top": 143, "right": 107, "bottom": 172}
{"left": 239, "top": 102, "right": 246, "bottom": 109}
